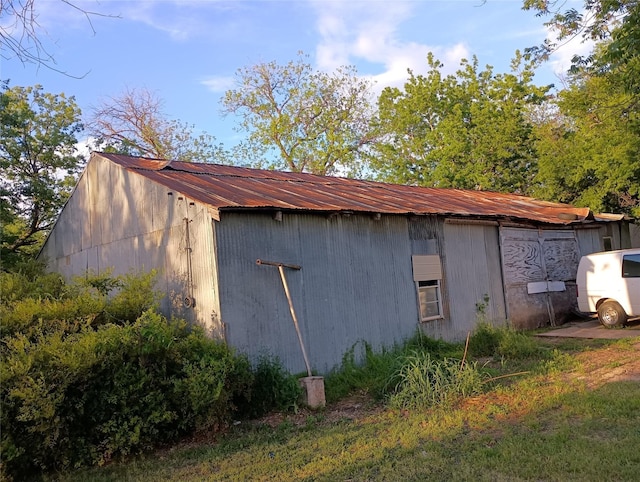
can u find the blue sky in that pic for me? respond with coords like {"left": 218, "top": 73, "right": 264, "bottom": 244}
{"left": 3, "top": 0, "right": 590, "bottom": 149}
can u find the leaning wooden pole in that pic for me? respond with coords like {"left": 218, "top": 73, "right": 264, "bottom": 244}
{"left": 277, "top": 265, "right": 313, "bottom": 377}
{"left": 256, "top": 259, "right": 312, "bottom": 377}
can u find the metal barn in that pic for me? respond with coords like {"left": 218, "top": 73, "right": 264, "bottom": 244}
{"left": 39, "top": 153, "right": 632, "bottom": 374}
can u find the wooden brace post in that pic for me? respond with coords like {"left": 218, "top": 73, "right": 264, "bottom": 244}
{"left": 256, "top": 259, "right": 312, "bottom": 377}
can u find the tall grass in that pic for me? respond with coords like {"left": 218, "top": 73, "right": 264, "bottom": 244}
{"left": 324, "top": 334, "right": 462, "bottom": 403}
{"left": 56, "top": 338, "right": 640, "bottom": 482}
{"left": 387, "top": 352, "right": 485, "bottom": 409}
{"left": 468, "top": 322, "right": 541, "bottom": 359}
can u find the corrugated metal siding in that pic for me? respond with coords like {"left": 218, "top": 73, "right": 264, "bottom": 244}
{"left": 436, "top": 222, "right": 507, "bottom": 340}
{"left": 576, "top": 227, "right": 604, "bottom": 255}
{"left": 214, "top": 212, "right": 419, "bottom": 374}
{"left": 39, "top": 156, "right": 220, "bottom": 334}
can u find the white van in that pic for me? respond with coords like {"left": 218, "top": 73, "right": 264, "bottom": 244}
{"left": 576, "top": 248, "right": 640, "bottom": 328}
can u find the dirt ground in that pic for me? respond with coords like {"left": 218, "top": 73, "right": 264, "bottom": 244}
{"left": 561, "top": 339, "right": 640, "bottom": 387}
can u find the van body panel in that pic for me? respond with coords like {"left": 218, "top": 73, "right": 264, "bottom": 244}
{"left": 577, "top": 249, "right": 640, "bottom": 319}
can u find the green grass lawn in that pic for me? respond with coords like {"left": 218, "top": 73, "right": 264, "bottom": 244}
{"left": 56, "top": 337, "right": 640, "bottom": 482}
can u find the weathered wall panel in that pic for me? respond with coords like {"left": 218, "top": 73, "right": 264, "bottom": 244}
{"left": 39, "top": 156, "right": 220, "bottom": 334}
{"left": 500, "top": 227, "right": 580, "bottom": 329}
{"left": 576, "top": 227, "right": 604, "bottom": 255}
{"left": 438, "top": 222, "right": 507, "bottom": 340}
{"left": 214, "top": 212, "right": 419, "bottom": 374}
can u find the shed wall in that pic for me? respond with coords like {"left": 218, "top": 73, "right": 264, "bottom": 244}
{"left": 499, "top": 227, "right": 581, "bottom": 329}
{"left": 39, "top": 157, "right": 222, "bottom": 334}
{"left": 437, "top": 222, "right": 507, "bottom": 339}
{"left": 214, "top": 212, "right": 420, "bottom": 374}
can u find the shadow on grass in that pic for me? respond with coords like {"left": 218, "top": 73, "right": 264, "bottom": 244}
{"left": 58, "top": 372, "right": 640, "bottom": 482}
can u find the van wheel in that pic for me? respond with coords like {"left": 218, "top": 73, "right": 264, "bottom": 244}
{"left": 597, "top": 301, "right": 628, "bottom": 328}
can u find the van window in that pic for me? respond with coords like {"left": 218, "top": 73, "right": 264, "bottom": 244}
{"left": 622, "top": 254, "right": 640, "bottom": 278}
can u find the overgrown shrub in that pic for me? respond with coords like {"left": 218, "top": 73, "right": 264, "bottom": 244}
{"left": 1, "top": 310, "right": 253, "bottom": 478}
{"left": 467, "top": 322, "right": 502, "bottom": 357}
{"left": 325, "top": 334, "right": 462, "bottom": 403}
{"left": 386, "top": 351, "right": 485, "bottom": 410}
{"left": 235, "top": 355, "right": 302, "bottom": 419}
{"left": 496, "top": 328, "right": 541, "bottom": 359}
{"left": 325, "top": 342, "right": 404, "bottom": 402}
{"left": 468, "top": 322, "right": 541, "bottom": 359}
{"left": 0, "top": 269, "right": 257, "bottom": 479}
{"left": 0, "top": 268, "right": 161, "bottom": 341}
{"left": 0, "top": 259, "right": 65, "bottom": 304}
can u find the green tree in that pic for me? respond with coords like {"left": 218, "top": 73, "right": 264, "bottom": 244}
{"left": 524, "top": 0, "right": 640, "bottom": 101}
{"left": 0, "top": 84, "right": 84, "bottom": 268}
{"left": 371, "top": 52, "right": 550, "bottom": 193}
{"left": 89, "top": 87, "right": 229, "bottom": 163}
{"left": 221, "top": 52, "right": 377, "bottom": 176}
{"left": 533, "top": 60, "right": 640, "bottom": 216}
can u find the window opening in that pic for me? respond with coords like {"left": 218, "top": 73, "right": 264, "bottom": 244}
{"left": 412, "top": 255, "right": 444, "bottom": 322}
{"left": 418, "top": 280, "right": 442, "bottom": 320}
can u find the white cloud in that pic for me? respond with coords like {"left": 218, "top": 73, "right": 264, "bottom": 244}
{"left": 309, "top": 0, "right": 468, "bottom": 92}
{"left": 200, "top": 75, "right": 235, "bottom": 93}
{"left": 84, "top": 0, "right": 243, "bottom": 42}
{"left": 75, "top": 136, "right": 98, "bottom": 159}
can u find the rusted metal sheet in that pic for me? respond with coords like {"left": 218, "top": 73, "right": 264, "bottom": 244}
{"left": 96, "top": 153, "right": 594, "bottom": 226}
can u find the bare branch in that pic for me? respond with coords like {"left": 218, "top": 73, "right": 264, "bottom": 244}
{"left": 0, "top": 0, "right": 119, "bottom": 76}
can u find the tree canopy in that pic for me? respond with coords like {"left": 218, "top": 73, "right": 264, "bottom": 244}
{"left": 0, "top": 84, "right": 84, "bottom": 267}
{"left": 221, "top": 53, "right": 377, "bottom": 176}
{"left": 524, "top": 0, "right": 640, "bottom": 101}
{"left": 523, "top": 0, "right": 640, "bottom": 216}
{"left": 533, "top": 53, "right": 640, "bottom": 216}
{"left": 370, "top": 52, "right": 550, "bottom": 194}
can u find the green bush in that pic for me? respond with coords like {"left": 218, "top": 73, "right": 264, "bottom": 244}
{"left": 467, "top": 322, "right": 502, "bottom": 357}
{"left": 468, "top": 322, "right": 541, "bottom": 360}
{"left": 0, "top": 260, "right": 65, "bottom": 303}
{"left": 235, "top": 355, "right": 302, "bottom": 419}
{"left": 496, "top": 329, "right": 541, "bottom": 359}
{"left": 1, "top": 310, "right": 253, "bottom": 477}
{"left": 0, "top": 269, "right": 161, "bottom": 341}
{"left": 325, "top": 342, "right": 404, "bottom": 402}
{"left": 325, "top": 335, "right": 462, "bottom": 403}
{"left": 386, "top": 351, "right": 485, "bottom": 410}
{"left": 0, "top": 269, "right": 256, "bottom": 479}
{"left": 1, "top": 267, "right": 320, "bottom": 479}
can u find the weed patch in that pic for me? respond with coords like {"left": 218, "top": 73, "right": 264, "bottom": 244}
{"left": 387, "top": 352, "right": 485, "bottom": 409}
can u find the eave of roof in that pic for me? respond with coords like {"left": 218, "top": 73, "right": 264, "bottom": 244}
{"left": 95, "top": 152, "right": 603, "bottom": 226}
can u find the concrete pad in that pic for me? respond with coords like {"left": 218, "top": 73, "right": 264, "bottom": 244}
{"left": 537, "top": 317, "right": 640, "bottom": 340}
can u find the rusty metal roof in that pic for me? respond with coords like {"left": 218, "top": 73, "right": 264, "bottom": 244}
{"left": 96, "top": 152, "right": 596, "bottom": 225}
